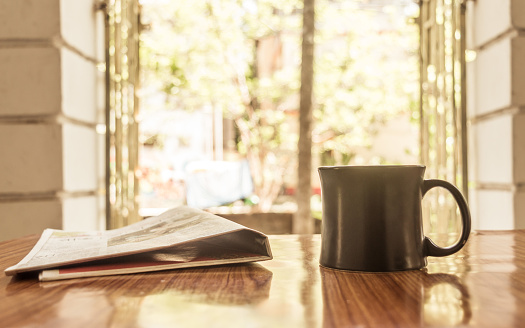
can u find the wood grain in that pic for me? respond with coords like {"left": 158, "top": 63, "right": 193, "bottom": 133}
{"left": 1, "top": 231, "right": 525, "bottom": 327}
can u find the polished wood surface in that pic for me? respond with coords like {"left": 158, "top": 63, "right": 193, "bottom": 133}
{"left": 1, "top": 231, "right": 525, "bottom": 327}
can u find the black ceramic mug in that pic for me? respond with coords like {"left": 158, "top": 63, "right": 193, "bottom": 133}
{"left": 318, "top": 165, "right": 471, "bottom": 272}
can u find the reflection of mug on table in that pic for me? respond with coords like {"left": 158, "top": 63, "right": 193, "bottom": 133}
{"left": 318, "top": 165, "right": 471, "bottom": 272}
{"left": 422, "top": 273, "right": 472, "bottom": 326}
{"left": 320, "top": 268, "right": 471, "bottom": 327}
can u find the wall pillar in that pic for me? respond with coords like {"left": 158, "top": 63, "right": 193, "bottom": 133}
{"left": 0, "top": 0, "right": 106, "bottom": 241}
{"left": 468, "top": 0, "right": 525, "bottom": 229}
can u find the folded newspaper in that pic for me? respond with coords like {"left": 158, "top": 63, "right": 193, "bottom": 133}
{"left": 5, "top": 206, "right": 273, "bottom": 282}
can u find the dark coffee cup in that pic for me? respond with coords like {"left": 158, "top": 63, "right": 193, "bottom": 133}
{"left": 318, "top": 165, "right": 471, "bottom": 272}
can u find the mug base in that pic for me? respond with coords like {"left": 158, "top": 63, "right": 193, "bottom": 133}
{"left": 319, "top": 263, "right": 425, "bottom": 273}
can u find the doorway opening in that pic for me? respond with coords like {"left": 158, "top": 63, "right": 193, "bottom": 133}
{"left": 135, "top": 0, "right": 421, "bottom": 223}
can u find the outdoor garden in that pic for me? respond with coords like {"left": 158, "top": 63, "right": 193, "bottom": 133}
{"left": 136, "top": 0, "right": 420, "bottom": 231}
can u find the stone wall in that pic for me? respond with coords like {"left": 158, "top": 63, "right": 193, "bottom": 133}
{"left": 0, "top": 0, "right": 106, "bottom": 241}
{"left": 467, "top": 0, "right": 525, "bottom": 229}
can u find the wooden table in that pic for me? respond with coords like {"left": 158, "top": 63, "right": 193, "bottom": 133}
{"left": 1, "top": 231, "right": 524, "bottom": 327}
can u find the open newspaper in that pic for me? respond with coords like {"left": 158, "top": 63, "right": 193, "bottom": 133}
{"left": 5, "top": 206, "right": 272, "bottom": 282}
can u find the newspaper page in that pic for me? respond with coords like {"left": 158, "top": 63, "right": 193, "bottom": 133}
{"left": 5, "top": 206, "right": 272, "bottom": 278}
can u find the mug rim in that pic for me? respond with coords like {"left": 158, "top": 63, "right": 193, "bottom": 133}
{"left": 318, "top": 164, "right": 425, "bottom": 170}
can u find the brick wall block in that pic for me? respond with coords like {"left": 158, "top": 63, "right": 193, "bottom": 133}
{"left": 473, "top": 0, "right": 511, "bottom": 48}
{"left": 97, "top": 131, "right": 106, "bottom": 191}
{"left": 0, "top": 124, "right": 63, "bottom": 193}
{"left": 514, "top": 113, "right": 525, "bottom": 184}
{"left": 512, "top": 36, "right": 525, "bottom": 106}
{"left": 96, "top": 69, "right": 106, "bottom": 123}
{"left": 473, "top": 114, "right": 513, "bottom": 184}
{"left": 511, "top": 0, "right": 525, "bottom": 29}
{"left": 0, "top": 200, "right": 62, "bottom": 242}
{"left": 466, "top": 60, "right": 477, "bottom": 120}
{"left": 95, "top": 9, "right": 106, "bottom": 63}
{"left": 474, "top": 38, "right": 512, "bottom": 116}
{"left": 516, "top": 190, "right": 525, "bottom": 229}
{"left": 475, "top": 189, "right": 514, "bottom": 230}
{"left": 0, "top": 48, "right": 61, "bottom": 116}
{"left": 0, "top": 0, "right": 60, "bottom": 39}
{"left": 61, "top": 49, "right": 97, "bottom": 123}
{"left": 60, "top": 0, "right": 97, "bottom": 59}
{"left": 62, "top": 124, "right": 98, "bottom": 192}
{"left": 62, "top": 196, "right": 102, "bottom": 231}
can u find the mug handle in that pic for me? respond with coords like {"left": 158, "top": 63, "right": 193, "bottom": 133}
{"left": 422, "top": 179, "right": 471, "bottom": 257}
